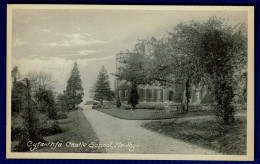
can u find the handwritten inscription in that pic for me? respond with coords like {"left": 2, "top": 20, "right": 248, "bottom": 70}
{"left": 27, "top": 141, "right": 140, "bottom": 152}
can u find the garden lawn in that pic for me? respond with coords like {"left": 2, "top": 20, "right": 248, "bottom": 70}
{"left": 35, "top": 110, "right": 104, "bottom": 153}
{"left": 142, "top": 117, "right": 247, "bottom": 155}
{"left": 95, "top": 108, "right": 215, "bottom": 120}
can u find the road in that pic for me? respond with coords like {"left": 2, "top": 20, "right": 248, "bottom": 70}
{"left": 82, "top": 105, "right": 221, "bottom": 154}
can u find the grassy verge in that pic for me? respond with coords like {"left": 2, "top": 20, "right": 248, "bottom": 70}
{"left": 95, "top": 108, "right": 216, "bottom": 120}
{"left": 12, "top": 110, "right": 105, "bottom": 153}
{"left": 37, "top": 110, "right": 104, "bottom": 153}
{"left": 142, "top": 117, "right": 246, "bottom": 155}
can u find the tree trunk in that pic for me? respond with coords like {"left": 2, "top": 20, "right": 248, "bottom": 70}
{"left": 100, "top": 97, "right": 103, "bottom": 106}
{"left": 185, "top": 77, "right": 190, "bottom": 112}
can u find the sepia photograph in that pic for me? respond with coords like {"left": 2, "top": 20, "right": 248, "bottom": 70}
{"left": 6, "top": 5, "right": 254, "bottom": 160}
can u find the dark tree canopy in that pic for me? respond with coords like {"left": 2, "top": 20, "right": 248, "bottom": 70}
{"left": 66, "top": 62, "right": 84, "bottom": 110}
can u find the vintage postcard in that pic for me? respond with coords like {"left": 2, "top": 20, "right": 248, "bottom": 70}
{"left": 6, "top": 5, "right": 254, "bottom": 160}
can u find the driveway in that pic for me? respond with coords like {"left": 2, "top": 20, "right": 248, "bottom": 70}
{"left": 82, "top": 105, "right": 221, "bottom": 154}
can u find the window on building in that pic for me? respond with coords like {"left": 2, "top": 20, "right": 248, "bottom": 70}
{"left": 169, "top": 91, "right": 174, "bottom": 101}
{"left": 148, "top": 89, "right": 153, "bottom": 99}
{"left": 124, "top": 90, "right": 128, "bottom": 98}
{"left": 157, "top": 90, "right": 161, "bottom": 100}
{"left": 118, "top": 90, "right": 122, "bottom": 98}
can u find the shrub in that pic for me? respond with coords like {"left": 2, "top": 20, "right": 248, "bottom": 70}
{"left": 136, "top": 104, "right": 156, "bottom": 109}
{"left": 92, "top": 104, "right": 101, "bottom": 109}
{"left": 76, "top": 106, "right": 83, "bottom": 110}
{"left": 155, "top": 105, "right": 165, "bottom": 111}
{"left": 128, "top": 84, "right": 139, "bottom": 109}
{"left": 116, "top": 99, "right": 121, "bottom": 108}
{"left": 39, "top": 120, "right": 62, "bottom": 137}
{"left": 189, "top": 105, "right": 203, "bottom": 112}
{"left": 121, "top": 104, "right": 132, "bottom": 110}
{"left": 11, "top": 114, "right": 26, "bottom": 141}
{"left": 101, "top": 101, "right": 115, "bottom": 109}
{"left": 56, "top": 113, "right": 68, "bottom": 120}
{"left": 93, "top": 102, "right": 100, "bottom": 105}
{"left": 101, "top": 104, "right": 110, "bottom": 109}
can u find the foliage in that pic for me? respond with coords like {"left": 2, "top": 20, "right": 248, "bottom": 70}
{"left": 65, "top": 62, "right": 84, "bottom": 110}
{"left": 57, "top": 93, "right": 69, "bottom": 112}
{"left": 11, "top": 82, "right": 27, "bottom": 114}
{"left": 116, "top": 50, "right": 149, "bottom": 85}
{"left": 39, "top": 120, "right": 62, "bottom": 136}
{"left": 101, "top": 101, "right": 115, "bottom": 109}
{"left": 36, "top": 88, "right": 57, "bottom": 119}
{"left": 26, "top": 72, "right": 54, "bottom": 97}
{"left": 12, "top": 66, "right": 21, "bottom": 83}
{"left": 15, "top": 106, "right": 44, "bottom": 151}
{"left": 94, "top": 66, "right": 112, "bottom": 105}
{"left": 56, "top": 113, "right": 69, "bottom": 119}
{"left": 165, "top": 17, "right": 246, "bottom": 124}
{"left": 196, "top": 17, "right": 246, "bottom": 124}
{"left": 11, "top": 114, "right": 25, "bottom": 141}
{"left": 116, "top": 99, "right": 121, "bottom": 108}
{"left": 93, "top": 102, "right": 100, "bottom": 105}
{"left": 128, "top": 84, "right": 139, "bottom": 110}
{"left": 12, "top": 112, "right": 62, "bottom": 151}
{"left": 92, "top": 104, "right": 101, "bottom": 109}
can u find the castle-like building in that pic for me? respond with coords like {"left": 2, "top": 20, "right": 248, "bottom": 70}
{"left": 114, "top": 52, "right": 211, "bottom": 105}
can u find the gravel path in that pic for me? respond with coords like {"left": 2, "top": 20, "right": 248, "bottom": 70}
{"left": 82, "top": 105, "right": 221, "bottom": 154}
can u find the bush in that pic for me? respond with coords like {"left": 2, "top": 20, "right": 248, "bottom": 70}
{"left": 136, "top": 104, "right": 156, "bottom": 109}
{"left": 76, "top": 106, "right": 83, "bottom": 110}
{"left": 39, "top": 120, "right": 62, "bottom": 137}
{"left": 101, "top": 101, "right": 115, "bottom": 109}
{"left": 13, "top": 111, "right": 45, "bottom": 152}
{"left": 11, "top": 114, "right": 25, "bottom": 141}
{"left": 189, "top": 105, "right": 203, "bottom": 112}
{"left": 93, "top": 102, "right": 100, "bottom": 105}
{"left": 92, "top": 104, "right": 101, "bottom": 109}
{"left": 56, "top": 113, "right": 68, "bottom": 119}
{"left": 101, "top": 104, "right": 110, "bottom": 109}
{"left": 155, "top": 105, "right": 165, "bottom": 111}
{"left": 121, "top": 104, "right": 132, "bottom": 110}
{"left": 116, "top": 99, "right": 121, "bottom": 108}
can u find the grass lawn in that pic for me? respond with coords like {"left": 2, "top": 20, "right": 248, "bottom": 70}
{"left": 142, "top": 117, "right": 247, "bottom": 155}
{"left": 11, "top": 110, "right": 105, "bottom": 153}
{"left": 95, "top": 108, "right": 216, "bottom": 120}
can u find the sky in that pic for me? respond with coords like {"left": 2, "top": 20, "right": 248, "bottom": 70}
{"left": 11, "top": 8, "right": 247, "bottom": 101}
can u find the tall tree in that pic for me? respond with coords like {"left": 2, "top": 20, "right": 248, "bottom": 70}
{"left": 167, "top": 17, "right": 247, "bottom": 124}
{"left": 11, "top": 66, "right": 25, "bottom": 114}
{"left": 66, "top": 62, "right": 84, "bottom": 110}
{"left": 197, "top": 17, "right": 247, "bottom": 124}
{"left": 12, "top": 66, "right": 21, "bottom": 84}
{"left": 94, "top": 66, "right": 112, "bottom": 105}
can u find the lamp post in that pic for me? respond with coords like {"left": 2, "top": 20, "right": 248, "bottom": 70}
{"left": 20, "top": 78, "right": 30, "bottom": 111}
